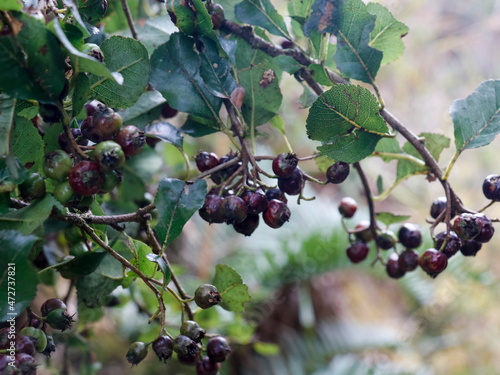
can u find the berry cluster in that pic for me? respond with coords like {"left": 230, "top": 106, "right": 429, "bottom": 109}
{"left": 336, "top": 172, "right": 498, "bottom": 279}
{"left": 38, "top": 101, "right": 146, "bottom": 207}
{"left": 125, "top": 284, "right": 229, "bottom": 374}
{"left": 0, "top": 298, "right": 74, "bottom": 375}
{"left": 196, "top": 151, "right": 294, "bottom": 236}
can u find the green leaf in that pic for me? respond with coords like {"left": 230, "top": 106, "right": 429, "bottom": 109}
{"left": 309, "top": 63, "right": 334, "bottom": 85}
{"left": 0, "top": 0, "right": 22, "bottom": 11}
{"left": 199, "top": 37, "right": 238, "bottom": 99}
{"left": 120, "top": 91, "right": 166, "bottom": 129}
{"left": 452, "top": 80, "right": 500, "bottom": 152}
{"left": 212, "top": 264, "right": 251, "bottom": 312}
{"left": 306, "top": 85, "right": 389, "bottom": 162}
{"left": 299, "top": 85, "right": 319, "bottom": 108}
{"left": 12, "top": 116, "right": 44, "bottom": 171}
{"left": 145, "top": 122, "right": 183, "bottom": 149}
{"left": 397, "top": 133, "right": 449, "bottom": 180}
{"left": 124, "top": 238, "right": 156, "bottom": 278}
{"left": 0, "top": 94, "right": 15, "bottom": 156}
{"left": 0, "top": 195, "right": 61, "bottom": 235}
{"left": 373, "top": 137, "right": 401, "bottom": 162}
{"left": 72, "top": 74, "right": 91, "bottom": 117}
{"left": 288, "top": 0, "right": 314, "bottom": 18}
{"left": 150, "top": 33, "right": 222, "bottom": 119}
{"left": 167, "top": 0, "right": 217, "bottom": 41}
{"left": 375, "top": 212, "right": 410, "bottom": 226}
{"left": 54, "top": 251, "right": 107, "bottom": 278}
{"left": 376, "top": 174, "right": 383, "bottom": 194}
{"left": 53, "top": 21, "right": 123, "bottom": 85}
{"left": 90, "top": 36, "right": 150, "bottom": 108}
{"left": 0, "top": 13, "right": 66, "bottom": 103}
{"left": 180, "top": 115, "right": 220, "bottom": 137}
{"left": 137, "top": 15, "right": 178, "bottom": 55}
{"left": 235, "top": 0, "right": 290, "bottom": 39}
{"left": 367, "top": 3, "right": 409, "bottom": 65}
{"left": 77, "top": 0, "right": 108, "bottom": 24}
{"left": 146, "top": 253, "right": 171, "bottom": 285}
{"left": 239, "top": 61, "right": 283, "bottom": 127}
{"left": 14, "top": 100, "right": 39, "bottom": 120}
{"left": 269, "top": 114, "right": 286, "bottom": 135}
{"left": 0, "top": 230, "right": 39, "bottom": 322}
{"left": 154, "top": 178, "right": 207, "bottom": 247}
{"left": 77, "top": 272, "right": 122, "bottom": 309}
{"left": 304, "top": 0, "right": 382, "bottom": 83}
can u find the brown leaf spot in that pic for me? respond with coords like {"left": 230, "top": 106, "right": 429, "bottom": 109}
{"left": 260, "top": 69, "right": 276, "bottom": 89}
{"left": 318, "top": 2, "right": 334, "bottom": 32}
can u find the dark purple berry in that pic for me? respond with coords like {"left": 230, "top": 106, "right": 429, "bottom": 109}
{"left": 326, "top": 161, "right": 350, "bottom": 184}
{"left": 272, "top": 153, "right": 298, "bottom": 178}
{"left": 15, "top": 353, "right": 37, "bottom": 375}
{"left": 452, "top": 213, "right": 482, "bottom": 240}
{"left": 398, "top": 249, "right": 419, "bottom": 271}
{"left": 81, "top": 107, "right": 122, "bottom": 143}
{"left": 376, "top": 230, "right": 397, "bottom": 250}
{"left": 460, "top": 239, "right": 482, "bottom": 256}
{"left": 126, "top": 342, "right": 148, "bottom": 365}
{"left": 353, "top": 220, "right": 374, "bottom": 243}
{"left": 41, "top": 298, "right": 67, "bottom": 316}
{"left": 398, "top": 223, "right": 422, "bottom": 249}
{"left": 263, "top": 199, "right": 291, "bottom": 229}
{"left": 434, "top": 231, "right": 461, "bottom": 258}
{"left": 346, "top": 241, "right": 370, "bottom": 263}
{"left": 278, "top": 167, "right": 303, "bottom": 196}
{"left": 483, "top": 174, "right": 500, "bottom": 201}
{"left": 152, "top": 335, "right": 174, "bottom": 363}
{"left": 196, "top": 356, "right": 221, "bottom": 375}
{"left": 233, "top": 214, "right": 259, "bottom": 236}
{"left": 180, "top": 321, "right": 205, "bottom": 343}
{"left": 199, "top": 195, "right": 226, "bottom": 224}
{"left": 211, "top": 151, "right": 240, "bottom": 184}
{"left": 173, "top": 335, "right": 199, "bottom": 364}
{"left": 194, "top": 284, "right": 221, "bottom": 309}
{"left": 281, "top": 39, "right": 294, "bottom": 49}
{"left": 161, "top": 102, "right": 179, "bottom": 118}
{"left": 19, "top": 327, "right": 47, "bottom": 352}
{"left": 195, "top": 151, "right": 219, "bottom": 172}
{"left": 15, "top": 335, "right": 36, "bottom": 357}
{"left": 241, "top": 189, "right": 268, "bottom": 214}
{"left": 430, "top": 196, "right": 454, "bottom": 219}
{"left": 206, "top": 336, "right": 230, "bottom": 363}
{"left": 84, "top": 100, "right": 102, "bottom": 116}
{"left": 338, "top": 197, "right": 357, "bottom": 218}
{"left": 42, "top": 334, "right": 56, "bottom": 358}
{"left": 69, "top": 161, "right": 104, "bottom": 196}
{"left": 386, "top": 253, "right": 405, "bottom": 279}
{"left": 58, "top": 128, "right": 89, "bottom": 154}
{"left": 419, "top": 248, "right": 448, "bottom": 278}
{"left": 224, "top": 195, "right": 248, "bottom": 224}
{"left": 115, "top": 125, "right": 145, "bottom": 157}
{"left": 265, "top": 188, "right": 287, "bottom": 203}
{"left": 474, "top": 213, "right": 495, "bottom": 243}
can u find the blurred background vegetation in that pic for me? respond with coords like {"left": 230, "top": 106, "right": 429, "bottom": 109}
{"left": 34, "top": 0, "right": 500, "bottom": 374}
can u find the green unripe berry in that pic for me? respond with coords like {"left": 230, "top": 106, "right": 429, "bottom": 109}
{"left": 94, "top": 141, "right": 126, "bottom": 171}
{"left": 43, "top": 150, "right": 73, "bottom": 181}
{"left": 194, "top": 284, "right": 222, "bottom": 309}
{"left": 19, "top": 327, "right": 47, "bottom": 352}
{"left": 126, "top": 342, "right": 148, "bottom": 365}
{"left": 19, "top": 173, "right": 46, "bottom": 200}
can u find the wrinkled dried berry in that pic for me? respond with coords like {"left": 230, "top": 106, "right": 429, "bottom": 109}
{"left": 452, "top": 213, "right": 482, "bottom": 240}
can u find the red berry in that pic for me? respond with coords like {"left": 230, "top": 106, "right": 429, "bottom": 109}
{"left": 115, "top": 125, "right": 145, "bottom": 157}
{"left": 195, "top": 151, "right": 219, "bottom": 172}
{"left": 233, "top": 214, "right": 259, "bottom": 236}
{"left": 69, "top": 161, "right": 104, "bottom": 196}
{"left": 81, "top": 107, "right": 122, "bottom": 143}
{"left": 241, "top": 189, "right": 268, "bottom": 214}
{"left": 272, "top": 153, "right": 298, "bottom": 178}
{"left": 419, "top": 248, "right": 448, "bottom": 278}
{"left": 346, "top": 241, "right": 369, "bottom": 263}
{"left": 263, "top": 199, "right": 291, "bottom": 228}
{"left": 338, "top": 197, "right": 357, "bottom": 218}
{"left": 386, "top": 253, "right": 405, "bottom": 279}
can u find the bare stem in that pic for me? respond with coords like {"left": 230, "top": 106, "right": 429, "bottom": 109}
{"left": 120, "top": 0, "right": 138, "bottom": 40}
